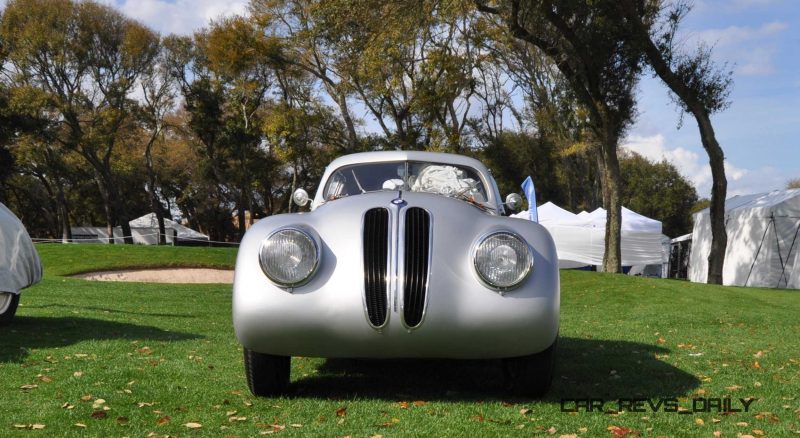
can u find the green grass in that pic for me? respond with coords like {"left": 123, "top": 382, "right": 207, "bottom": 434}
{"left": 1, "top": 244, "right": 799, "bottom": 437}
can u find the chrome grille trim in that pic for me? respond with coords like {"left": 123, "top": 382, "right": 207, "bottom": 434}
{"left": 362, "top": 208, "right": 390, "bottom": 328}
{"left": 402, "top": 207, "right": 431, "bottom": 328}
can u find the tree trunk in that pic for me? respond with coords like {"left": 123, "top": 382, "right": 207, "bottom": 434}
{"left": 336, "top": 93, "right": 359, "bottom": 153}
{"left": 56, "top": 184, "right": 72, "bottom": 243}
{"left": 96, "top": 178, "right": 116, "bottom": 244}
{"left": 597, "top": 134, "right": 623, "bottom": 273}
{"left": 145, "top": 142, "right": 167, "bottom": 245}
{"left": 694, "top": 107, "right": 728, "bottom": 284}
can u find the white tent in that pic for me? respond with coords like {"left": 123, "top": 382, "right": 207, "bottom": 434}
{"left": 515, "top": 202, "right": 666, "bottom": 270}
{"left": 71, "top": 213, "right": 209, "bottom": 245}
{"left": 1, "top": 202, "right": 42, "bottom": 294}
{"left": 129, "top": 213, "right": 209, "bottom": 243}
{"left": 688, "top": 189, "right": 800, "bottom": 288}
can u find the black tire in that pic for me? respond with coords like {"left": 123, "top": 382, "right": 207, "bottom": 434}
{"left": 0, "top": 293, "right": 20, "bottom": 326}
{"left": 503, "top": 337, "right": 558, "bottom": 397}
{"left": 243, "top": 347, "right": 290, "bottom": 396}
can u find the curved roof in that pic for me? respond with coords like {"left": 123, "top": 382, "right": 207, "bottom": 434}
{"left": 311, "top": 151, "right": 502, "bottom": 211}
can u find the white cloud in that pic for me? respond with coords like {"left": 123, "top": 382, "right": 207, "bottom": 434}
{"left": 689, "top": 21, "right": 788, "bottom": 76}
{"left": 622, "top": 134, "right": 785, "bottom": 197}
{"left": 105, "top": 0, "right": 250, "bottom": 36}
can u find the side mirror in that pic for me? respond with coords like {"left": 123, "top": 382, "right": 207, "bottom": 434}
{"left": 292, "top": 188, "right": 310, "bottom": 207}
{"left": 504, "top": 193, "right": 523, "bottom": 212}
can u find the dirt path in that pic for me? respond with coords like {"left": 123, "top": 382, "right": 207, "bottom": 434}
{"left": 73, "top": 268, "right": 234, "bottom": 284}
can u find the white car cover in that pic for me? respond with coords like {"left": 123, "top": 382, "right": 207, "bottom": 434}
{"left": 0, "top": 202, "right": 43, "bottom": 294}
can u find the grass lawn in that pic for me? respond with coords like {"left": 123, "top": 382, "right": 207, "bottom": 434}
{"left": 1, "top": 244, "right": 798, "bottom": 437}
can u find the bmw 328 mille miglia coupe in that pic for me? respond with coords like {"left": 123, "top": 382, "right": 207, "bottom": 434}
{"left": 233, "top": 151, "right": 559, "bottom": 396}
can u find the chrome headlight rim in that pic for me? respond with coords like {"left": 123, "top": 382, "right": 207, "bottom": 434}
{"left": 258, "top": 226, "right": 321, "bottom": 289}
{"left": 472, "top": 230, "right": 534, "bottom": 292}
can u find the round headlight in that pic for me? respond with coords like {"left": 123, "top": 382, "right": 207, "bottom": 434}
{"left": 474, "top": 232, "right": 533, "bottom": 290}
{"left": 259, "top": 228, "right": 319, "bottom": 287}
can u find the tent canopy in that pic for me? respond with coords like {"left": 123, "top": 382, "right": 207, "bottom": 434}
{"left": 129, "top": 213, "right": 209, "bottom": 241}
{"left": 689, "top": 189, "right": 800, "bottom": 288}
{"left": 0, "top": 202, "right": 42, "bottom": 294}
{"left": 514, "top": 202, "right": 665, "bottom": 268}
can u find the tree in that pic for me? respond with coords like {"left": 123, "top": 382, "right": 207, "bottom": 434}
{"left": 620, "top": 151, "right": 698, "bottom": 237}
{"left": 250, "top": 0, "right": 362, "bottom": 152}
{"left": 787, "top": 178, "right": 800, "bottom": 190}
{"left": 618, "top": 0, "right": 732, "bottom": 284}
{"left": 1, "top": 0, "right": 159, "bottom": 244}
{"left": 476, "top": 0, "right": 649, "bottom": 272}
{"left": 139, "top": 42, "right": 176, "bottom": 244}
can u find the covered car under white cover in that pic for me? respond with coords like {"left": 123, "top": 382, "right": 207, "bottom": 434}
{"left": 1, "top": 202, "right": 42, "bottom": 294}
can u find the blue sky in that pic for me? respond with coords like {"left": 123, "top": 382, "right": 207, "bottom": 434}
{"left": 626, "top": 0, "right": 799, "bottom": 197}
{"left": 3, "top": 0, "right": 794, "bottom": 197}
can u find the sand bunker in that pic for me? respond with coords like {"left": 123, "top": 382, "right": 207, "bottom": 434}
{"left": 73, "top": 268, "right": 233, "bottom": 284}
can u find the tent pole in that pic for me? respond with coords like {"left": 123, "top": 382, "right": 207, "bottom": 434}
{"left": 777, "top": 220, "right": 800, "bottom": 288}
{"left": 772, "top": 214, "right": 786, "bottom": 288}
{"left": 745, "top": 216, "right": 773, "bottom": 287}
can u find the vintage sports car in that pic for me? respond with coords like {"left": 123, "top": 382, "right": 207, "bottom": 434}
{"left": 233, "top": 151, "right": 559, "bottom": 396}
{"left": 0, "top": 202, "right": 43, "bottom": 325}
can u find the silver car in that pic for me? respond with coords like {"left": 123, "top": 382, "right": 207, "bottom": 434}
{"left": 233, "top": 151, "right": 559, "bottom": 396}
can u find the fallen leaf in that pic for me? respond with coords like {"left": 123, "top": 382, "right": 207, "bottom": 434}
{"left": 31, "top": 424, "right": 45, "bottom": 430}
{"left": 736, "top": 422, "right": 749, "bottom": 427}
{"left": 20, "top": 384, "right": 38, "bottom": 390}
{"left": 290, "top": 423, "right": 303, "bottom": 428}
{"left": 92, "top": 398, "right": 106, "bottom": 409}
{"left": 558, "top": 435, "right": 577, "bottom": 438}
{"left": 73, "top": 423, "right": 87, "bottom": 428}
{"left": 91, "top": 411, "right": 107, "bottom": 420}
{"left": 62, "top": 402, "right": 74, "bottom": 410}
{"left": 520, "top": 408, "right": 532, "bottom": 415}
{"left": 157, "top": 416, "right": 171, "bottom": 426}
{"left": 37, "top": 375, "right": 53, "bottom": 383}
{"left": 713, "top": 431, "right": 721, "bottom": 438}
{"left": 753, "top": 361, "right": 761, "bottom": 369}
{"left": 726, "top": 385, "right": 742, "bottom": 391}
{"left": 397, "top": 401, "right": 409, "bottom": 409}
{"left": 73, "top": 371, "right": 83, "bottom": 377}
{"left": 116, "top": 417, "right": 129, "bottom": 425}
{"left": 229, "top": 416, "right": 247, "bottom": 422}
{"left": 471, "top": 415, "right": 485, "bottom": 422}
{"left": 578, "top": 427, "right": 588, "bottom": 433}
{"left": 137, "top": 347, "right": 153, "bottom": 355}
{"left": 138, "top": 402, "right": 155, "bottom": 408}
{"left": 13, "top": 425, "right": 27, "bottom": 429}
{"left": 547, "top": 426, "right": 557, "bottom": 434}
{"left": 184, "top": 422, "right": 202, "bottom": 429}
{"left": 413, "top": 400, "right": 426, "bottom": 407}
{"left": 657, "top": 337, "right": 666, "bottom": 345}
{"left": 695, "top": 418, "right": 705, "bottom": 425}
{"left": 754, "top": 351, "right": 763, "bottom": 358}
{"left": 752, "top": 430, "right": 765, "bottom": 436}
{"left": 336, "top": 407, "right": 347, "bottom": 417}
{"left": 607, "top": 425, "right": 640, "bottom": 437}
{"left": 80, "top": 395, "right": 93, "bottom": 401}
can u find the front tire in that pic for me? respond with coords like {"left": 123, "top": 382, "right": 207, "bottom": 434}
{"left": 503, "top": 337, "right": 558, "bottom": 397}
{"left": 243, "top": 348, "right": 290, "bottom": 396}
{"left": 0, "top": 292, "right": 20, "bottom": 326}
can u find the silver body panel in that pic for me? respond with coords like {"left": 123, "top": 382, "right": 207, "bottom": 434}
{"left": 233, "top": 153, "right": 560, "bottom": 359}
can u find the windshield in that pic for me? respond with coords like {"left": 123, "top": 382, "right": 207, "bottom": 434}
{"left": 323, "top": 161, "right": 489, "bottom": 204}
